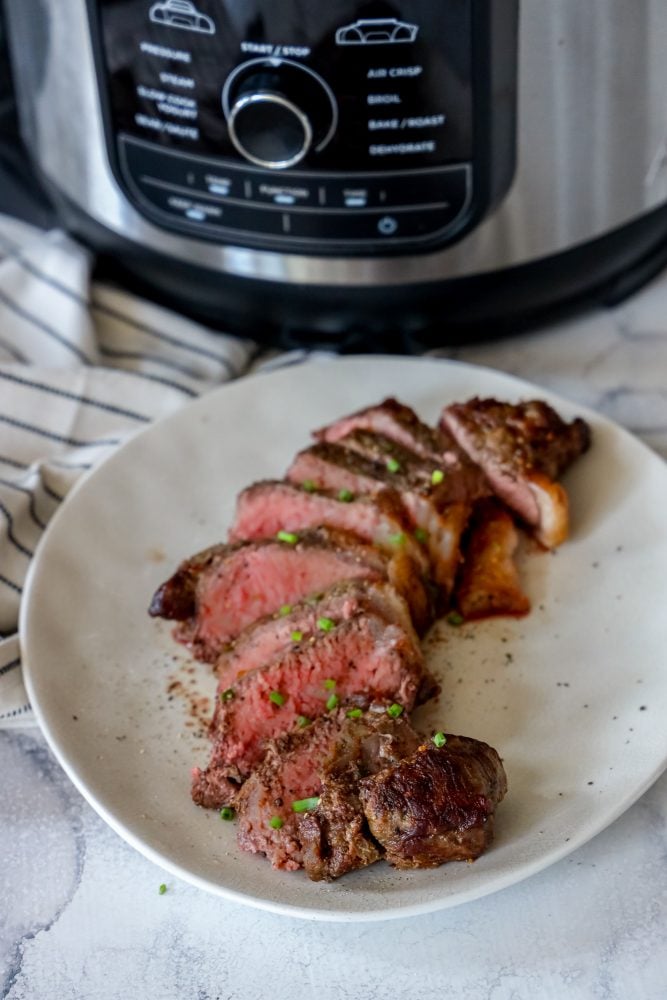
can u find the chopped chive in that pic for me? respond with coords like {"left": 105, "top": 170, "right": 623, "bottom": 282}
{"left": 269, "top": 816, "right": 283, "bottom": 829}
{"left": 219, "top": 688, "right": 234, "bottom": 703}
{"left": 291, "top": 797, "right": 321, "bottom": 813}
{"left": 158, "top": 883, "right": 167, "bottom": 895}
{"left": 414, "top": 527, "right": 429, "bottom": 544}
{"left": 291, "top": 630, "right": 303, "bottom": 642}
{"left": 447, "top": 611, "right": 464, "bottom": 626}
{"left": 302, "top": 480, "right": 317, "bottom": 492}
{"left": 278, "top": 604, "right": 292, "bottom": 617}
{"left": 220, "top": 806, "right": 235, "bottom": 821}
{"left": 296, "top": 715, "right": 310, "bottom": 728}
{"left": 317, "top": 617, "right": 335, "bottom": 632}
{"left": 337, "top": 488, "right": 354, "bottom": 502}
{"left": 386, "top": 457, "right": 401, "bottom": 473}
{"left": 269, "top": 690, "right": 286, "bottom": 707}
{"left": 432, "top": 731, "right": 447, "bottom": 748}
{"left": 323, "top": 678, "right": 336, "bottom": 690}
{"left": 346, "top": 708, "right": 363, "bottom": 719}
{"left": 276, "top": 530, "right": 299, "bottom": 544}
{"left": 387, "top": 703, "right": 403, "bottom": 719}
{"left": 326, "top": 693, "right": 339, "bottom": 711}
{"left": 431, "top": 469, "right": 445, "bottom": 485}
{"left": 388, "top": 532, "right": 405, "bottom": 547}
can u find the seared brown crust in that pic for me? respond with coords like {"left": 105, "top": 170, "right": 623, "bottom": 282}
{"left": 298, "top": 711, "right": 422, "bottom": 881}
{"left": 299, "top": 771, "right": 382, "bottom": 880}
{"left": 443, "top": 398, "right": 590, "bottom": 481}
{"left": 288, "top": 440, "right": 391, "bottom": 496}
{"left": 358, "top": 736, "right": 508, "bottom": 869}
{"left": 339, "top": 428, "right": 487, "bottom": 504}
{"left": 148, "top": 543, "right": 222, "bottom": 621}
{"left": 455, "top": 499, "right": 531, "bottom": 620}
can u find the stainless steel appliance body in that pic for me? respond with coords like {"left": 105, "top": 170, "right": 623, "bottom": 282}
{"left": 5, "top": 1, "right": 667, "bottom": 345}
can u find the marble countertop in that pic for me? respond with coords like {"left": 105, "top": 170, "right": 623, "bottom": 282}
{"left": 3, "top": 273, "right": 667, "bottom": 1000}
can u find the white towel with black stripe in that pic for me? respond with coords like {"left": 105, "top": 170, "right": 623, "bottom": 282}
{"left": 0, "top": 213, "right": 260, "bottom": 727}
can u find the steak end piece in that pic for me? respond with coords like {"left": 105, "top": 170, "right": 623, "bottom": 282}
{"left": 299, "top": 710, "right": 422, "bottom": 881}
{"left": 234, "top": 709, "right": 422, "bottom": 877}
{"left": 358, "top": 735, "right": 508, "bottom": 869}
{"left": 441, "top": 397, "right": 591, "bottom": 549}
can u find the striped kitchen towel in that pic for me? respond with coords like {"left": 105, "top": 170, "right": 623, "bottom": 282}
{"left": 0, "top": 213, "right": 266, "bottom": 727}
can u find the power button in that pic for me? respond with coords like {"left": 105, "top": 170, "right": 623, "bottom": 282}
{"left": 378, "top": 216, "right": 399, "bottom": 236}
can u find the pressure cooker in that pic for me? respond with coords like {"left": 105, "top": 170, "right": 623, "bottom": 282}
{"left": 3, "top": 1, "right": 667, "bottom": 348}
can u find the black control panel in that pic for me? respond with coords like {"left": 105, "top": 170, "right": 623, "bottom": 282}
{"left": 91, "top": 0, "right": 517, "bottom": 255}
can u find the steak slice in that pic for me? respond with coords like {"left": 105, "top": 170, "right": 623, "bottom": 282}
{"left": 315, "top": 397, "right": 488, "bottom": 499}
{"left": 149, "top": 527, "right": 388, "bottom": 662}
{"left": 287, "top": 440, "right": 470, "bottom": 600}
{"left": 454, "top": 499, "right": 531, "bottom": 620}
{"left": 191, "top": 612, "right": 424, "bottom": 808}
{"left": 215, "top": 579, "right": 420, "bottom": 693}
{"left": 229, "top": 478, "right": 430, "bottom": 576}
{"left": 338, "top": 427, "right": 485, "bottom": 505}
{"left": 358, "top": 735, "right": 508, "bottom": 869}
{"left": 299, "top": 710, "right": 421, "bottom": 881}
{"left": 235, "top": 713, "right": 343, "bottom": 871}
{"left": 441, "top": 397, "right": 591, "bottom": 548}
{"left": 314, "top": 396, "right": 448, "bottom": 461}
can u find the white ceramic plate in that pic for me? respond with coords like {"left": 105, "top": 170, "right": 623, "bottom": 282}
{"left": 20, "top": 357, "right": 667, "bottom": 921}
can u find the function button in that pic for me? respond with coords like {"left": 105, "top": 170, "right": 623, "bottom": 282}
{"left": 253, "top": 181, "right": 319, "bottom": 208}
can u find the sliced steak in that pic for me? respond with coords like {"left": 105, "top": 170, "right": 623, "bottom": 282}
{"left": 315, "top": 397, "right": 488, "bottom": 498}
{"left": 454, "top": 499, "right": 531, "bottom": 620}
{"left": 215, "top": 579, "right": 420, "bottom": 693}
{"left": 288, "top": 440, "right": 470, "bottom": 600}
{"left": 149, "top": 527, "right": 388, "bottom": 662}
{"left": 441, "top": 397, "right": 591, "bottom": 548}
{"left": 192, "top": 612, "right": 424, "bottom": 807}
{"left": 235, "top": 713, "right": 342, "bottom": 871}
{"left": 288, "top": 440, "right": 396, "bottom": 498}
{"left": 338, "top": 428, "right": 485, "bottom": 504}
{"left": 229, "top": 478, "right": 430, "bottom": 575}
{"left": 313, "top": 396, "right": 457, "bottom": 463}
{"left": 314, "top": 396, "right": 448, "bottom": 460}
{"left": 359, "top": 735, "right": 508, "bottom": 869}
{"left": 299, "top": 710, "right": 421, "bottom": 881}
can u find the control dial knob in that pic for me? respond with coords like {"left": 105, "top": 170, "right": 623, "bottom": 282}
{"left": 222, "top": 58, "right": 338, "bottom": 170}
